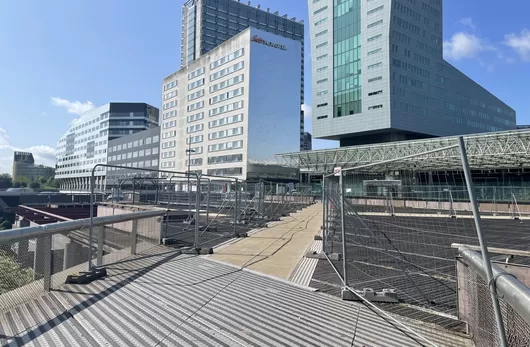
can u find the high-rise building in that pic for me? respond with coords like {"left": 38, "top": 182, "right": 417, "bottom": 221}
{"left": 301, "top": 132, "right": 312, "bottom": 151}
{"left": 12, "top": 152, "right": 54, "bottom": 182}
{"left": 181, "top": 0, "right": 306, "bottom": 149}
{"left": 308, "top": 0, "right": 516, "bottom": 146}
{"left": 160, "top": 27, "right": 301, "bottom": 181}
{"left": 55, "top": 103, "right": 159, "bottom": 191}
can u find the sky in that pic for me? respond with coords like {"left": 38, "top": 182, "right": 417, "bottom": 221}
{"left": 1, "top": 0, "right": 530, "bottom": 174}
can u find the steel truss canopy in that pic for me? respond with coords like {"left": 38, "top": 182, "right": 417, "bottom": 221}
{"left": 276, "top": 129, "right": 530, "bottom": 173}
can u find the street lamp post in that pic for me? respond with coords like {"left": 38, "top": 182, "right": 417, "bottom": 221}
{"left": 185, "top": 135, "right": 196, "bottom": 222}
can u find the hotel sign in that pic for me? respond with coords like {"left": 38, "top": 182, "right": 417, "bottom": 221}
{"left": 251, "top": 35, "right": 287, "bottom": 51}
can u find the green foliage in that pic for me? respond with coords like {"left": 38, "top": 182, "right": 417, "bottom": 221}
{"left": 0, "top": 250, "right": 35, "bottom": 294}
{"left": 0, "top": 218, "right": 12, "bottom": 230}
{"left": 0, "top": 174, "right": 12, "bottom": 189}
{"left": 29, "top": 181, "right": 40, "bottom": 189}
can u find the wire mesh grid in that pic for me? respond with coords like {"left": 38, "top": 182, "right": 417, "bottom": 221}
{"left": 464, "top": 264, "right": 530, "bottom": 347}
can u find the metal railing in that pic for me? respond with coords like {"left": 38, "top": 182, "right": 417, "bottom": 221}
{"left": 0, "top": 209, "right": 166, "bottom": 311}
{"left": 457, "top": 247, "right": 530, "bottom": 346}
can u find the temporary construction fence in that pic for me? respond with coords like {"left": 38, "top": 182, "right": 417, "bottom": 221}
{"left": 321, "top": 137, "right": 530, "bottom": 346}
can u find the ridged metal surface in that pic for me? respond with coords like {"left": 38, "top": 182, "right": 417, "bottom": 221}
{"left": 289, "top": 239, "right": 322, "bottom": 287}
{"left": 1, "top": 246, "right": 470, "bottom": 346}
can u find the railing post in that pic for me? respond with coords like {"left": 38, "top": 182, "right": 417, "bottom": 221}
{"left": 458, "top": 136, "right": 508, "bottom": 347}
{"left": 339, "top": 171, "right": 348, "bottom": 287}
{"left": 131, "top": 219, "right": 138, "bottom": 255}
{"left": 234, "top": 179, "right": 239, "bottom": 236}
{"left": 322, "top": 175, "right": 327, "bottom": 253}
{"left": 206, "top": 178, "right": 210, "bottom": 226}
{"left": 195, "top": 175, "right": 201, "bottom": 249}
{"left": 97, "top": 225, "right": 104, "bottom": 266}
{"left": 42, "top": 235, "right": 52, "bottom": 291}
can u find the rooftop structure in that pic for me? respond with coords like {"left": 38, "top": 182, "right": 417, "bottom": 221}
{"left": 181, "top": 0, "right": 306, "bottom": 149}
{"left": 161, "top": 27, "right": 302, "bottom": 181}
{"left": 55, "top": 103, "right": 159, "bottom": 192}
{"left": 307, "top": 0, "right": 516, "bottom": 146}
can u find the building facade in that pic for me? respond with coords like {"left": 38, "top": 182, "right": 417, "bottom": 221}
{"left": 12, "top": 152, "right": 54, "bottom": 182}
{"left": 308, "top": 0, "right": 516, "bottom": 146}
{"left": 55, "top": 103, "right": 159, "bottom": 191}
{"left": 106, "top": 127, "right": 161, "bottom": 190}
{"left": 181, "top": 0, "right": 306, "bottom": 149}
{"left": 301, "top": 132, "right": 312, "bottom": 151}
{"left": 160, "top": 27, "right": 301, "bottom": 181}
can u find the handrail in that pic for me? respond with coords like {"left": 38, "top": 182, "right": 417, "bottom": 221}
{"left": 0, "top": 210, "right": 167, "bottom": 243}
{"left": 459, "top": 246, "right": 530, "bottom": 326}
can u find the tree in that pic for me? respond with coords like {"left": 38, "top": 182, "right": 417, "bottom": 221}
{"left": 29, "top": 181, "right": 40, "bottom": 189}
{"left": 0, "top": 174, "right": 12, "bottom": 189}
{"left": 0, "top": 251, "right": 35, "bottom": 294}
{"left": 45, "top": 177, "right": 60, "bottom": 189}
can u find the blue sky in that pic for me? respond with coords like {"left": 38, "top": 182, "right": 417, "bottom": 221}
{"left": 1, "top": 0, "right": 530, "bottom": 174}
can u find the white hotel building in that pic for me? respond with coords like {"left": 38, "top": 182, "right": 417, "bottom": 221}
{"left": 159, "top": 27, "right": 302, "bottom": 181}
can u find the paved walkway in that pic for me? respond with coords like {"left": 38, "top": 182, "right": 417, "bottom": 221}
{"left": 209, "top": 203, "right": 322, "bottom": 280}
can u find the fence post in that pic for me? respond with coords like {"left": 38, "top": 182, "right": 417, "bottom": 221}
{"left": 458, "top": 136, "right": 508, "bottom": 347}
{"left": 322, "top": 175, "right": 327, "bottom": 253}
{"left": 339, "top": 171, "right": 348, "bottom": 286}
{"left": 195, "top": 175, "right": 201, "bottom": 249}
{"left": 234, "top": 179, "right": 239, "bottom": 236}
{"left": 42, "top": 235, "right": 52, "bottom": 291}
{"left": 97, "top": 226, "right": 104, "bottom": 266}
{"left": 131, "top": 219, "right": 138, "bottom": 255}
{"left": 206, "top": 179, "right": 210, "bottom": 226}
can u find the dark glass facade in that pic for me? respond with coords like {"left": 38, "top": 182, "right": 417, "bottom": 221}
{"left": 333, "top": 0, "right": 362, "bottom": 118}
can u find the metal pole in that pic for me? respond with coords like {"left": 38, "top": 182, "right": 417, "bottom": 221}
{"left": 234, "top": 179, "right": 238, "bottom": 236}
{"left": 322, "top": 175, "right": 327, "bottom": 253}
{"left": 88, "top": 169, "right": 96, "bottom": 271}
{"left": 458, "top": 136, "right": 508, "bottom": 347}
{"left": 195, "top": 175, "right": 201, "bottom": 249}
{"left": 206, "top": 178, "right": 210, "bottom": 226}
{"left": 187, "top": 135, "right": 192, "bottom": 222}
{"left": 339, "top": 171, "right": 348, "bottom": 286}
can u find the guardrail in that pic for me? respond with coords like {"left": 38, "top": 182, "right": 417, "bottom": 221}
{"left": 0, "top": 210, "right": 166, "bottom": 311}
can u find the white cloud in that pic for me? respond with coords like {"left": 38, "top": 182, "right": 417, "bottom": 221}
{"left": 51, "top": 97, "right": 95, "bottom": 115}
{"left": 458, "top": 18, "right": 476, "bottom": 31}
{"left": 504, "top": 29, "right": 530, "bottom": 62}
{"left": 301, "top": 103, "right": 312, "bottom": 120}
{"left": 0, "top": 127, "right": 55, "bottom": 174}
{"left": 443, "top": 32, "right": 496, "bottom": 61}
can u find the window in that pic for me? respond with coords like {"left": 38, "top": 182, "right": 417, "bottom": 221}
{"left": 163, "top": 90, "right": 177, "bottom": 100}
{"left": 368, "top": 76, "right": 383, "bottom": 83}
{"left": 316, "top": 90, "right": 328, "bottom": 96}
{"left": 207, "top": 167, "right": 243, "bottom": 176}
{"left": 317, "top": 103, "right": 328, "bottom": 108}
{"left": 316, "top": 78, "right": 328, "bottom": 84}
{"left": 209, "top": 87, "right": 244, "bottom": 105}
{"left": 210, "top": 74, "right": 244, "bottom": 93}
{"left": 210, "top": 48, "right": 244, "bottom": 70}
{"left": 209, "top": 100, "right": 244, "bottom": 117}
{"left": 367, "top": 5, "right": 384, "bottom": 15}
{"left": 367, "top": 20, "right": 383, "bottom": 28}
{"left": 209, "top": 113, "right": 243, "bottom": 128}
{"left": 188, "top": 89, "right": 205, "bottom": 101}
{"left": 368, "top": 104, "right": 383, "bottom": 110}
{"left": 317, "top": 115, "right": 328, "bottom": 119}
{"left": 368, "top": 90, "right": 383, "bottom": 96}
{"left": 163, "top": 120, "right": 176, "bottom": 129}
{"left": 316, "top": 41, "right": 328, "bottom": 49}
{"left": 367, "top": 48, "right": 382, "bottom": 56}
{"left": 162, "top": 131, "right": 176, "bottom": 139}
{"left": 208, "top": 126, "right": 243, "bottom": 140}
{"left": 208, "top": 154, "right": 243, "bottom": 165}
{"left": 163, "top": 110, "right": 176, "bottom": 120}
{"left": 210, "top": 61, "right": 244, "bottom": 82}
{"left": 208, "top": 140, "right": 243, "bottom": 152}
{"left": 315, "top": 18, "right": 327, "bottom": 26}
{"left": 163, "top": 80, "right": 177, "bottom": 91}
{"left": 314, "top": 6, "right": 328, "bottom": 15}
{"left": 161, "top": 141, "right": 176, "bottom": 149}
{"left": 315, "top": 29, "right": 328, "bottom": 37}
{"left": 153, "top": 135, "right": 159, "bottom": 143}
{"left": 188, "top": 78, "right": 205, "bottom": 91}
{"left": 316, "top": 54, "right": 328, "bottom": 60}
{"left": 187, "top": 100, "right": 204, "bottom": 112}
{"left": 367, "top": 34, "right": 382, "bottom": 42}
{"left": 187, "top": 135, "right": 203, "bottom": 144}
{"left": 367, "top": 62, "right": 382, "bottom": 69}
{"left": 187, "top": 112, "right": 204, "bottom": 123}
{"left": 186, "top": 158, "right": 203, "bottom": 166}
{"left": 187, "top": 123, "right": 204, "bottom": 133}
{"left": 316, "top": 66, "right": 328, "bottom": 72}
{"left": 188, "top": 67, "right": 205, "bottom": 80}
{"left": 163, "top": 100, "right": 177, "bottom": 110}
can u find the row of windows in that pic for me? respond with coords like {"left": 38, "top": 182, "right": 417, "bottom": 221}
{"left": 210, "top": 74, "right": 244, "bottom": 93}
{"left": 109, "top": 148, "right": 158, "bottom": 162}
{"left": 161, "top": 151, "right": 175, "bottom": 159}
{"left": 368, "top": 62, "right": 382, "bottom": 69}
{"left": 393, "top": 59, "right": 431, "bottom": 78}
{"left": 108, "top": 136, "right": 159, "bottom": 152}
{"left": 399, "top": 102, "right": 428, "bottom": 116}
{"left": 422, "top": 2, "right": 441, "bottom": 17}
{"left": 392, "top": 30, "right": 411, "bottom": 45}
{"left": 210, "top": 48, "right": 244, "bottom": 70}
{"left": 316, "top": 41, "right": 328, "bottom": 49}
{"left": 188, "top": 100, "right": 204, "bottom": 112}
{"left": 109, "top": 159, "right": 159, "bottom": 168}
{"left": 367, "top": 48, "right": 382, "bottom": 56}
{"left": 209, "top": 113, "right": 243, "bottom": 128}
{"left": 316, "top": 90, "right": 328, "bottom": 96}
{"left": 398, "top": 74, "right": 423, "bottom": 88}
{"left": 314, "top": 17, "right": 327, "bottom": 26}
{"left": 162, "top": 131, "right": 176, "bottom": 139}
{"left": 210, "top": 87, "right": 244, "bottom": 105}
{"left": 209, "top": 100, "right": 244, "bottom": 117}
{"left": 208, "top": 153, "right": 243, "bottom": 165}
{"left": 316, "top": 53, "right": 328, "bottom": 60}
{"left": 316, "top": 66, "right": 328, "bottom": 72}
{"left": 162, "top": 140, "right": 176, "bottom": 149}
{"left": 188, "top": 67, "right": 205, "bottom": 80}
{"left": 188, "top": 89, "right": 205, "bottom": 101}
{"left": 163, "top": 100, "right": 177, "bottom": 110}
{"left": 163, "top": 120, "right": 176, "bottom": 129}
{"left": 367, "top": 20, "right": 383, "bottom": 29}
{"left": 163, "top": 90, "right": 177, "bottom": 100}
{"left": 315, "top": 29, "right": 327, "bottom": 37}
{"left": 368, "top": 104, "right": 383, "bottom": 110}
{"left": 188, "top": 78, "right": 205, "bottom": 91}
{"left": 209, "top": 126, "right": 243, "bottom": 140}
{"left": 210, "top": 61, "right": 244, "bottom": 82}
{"left": 316, "top": 78, "right": 328, "bottom": 84}
{"left": 187, "top": 112, "right": 204, "bottom": 123}
{"left": 163, "top": 80, "right": 177, "bottom": 91}
{"left": 367, "top": 5, "right": 384, "bottom": 15}
{"left": 207, "top": 167, "right": 242, "bottom": 176}
{"left": 417, "top": 39, "right": 439, "bottom": 55}
{"left": 187, "top": 158, "right": 203, "bottom": 166}
{"left": 394, "top": 2, "right": 421, "bottom": 22}
{"left": 313, "top": 6, "right": 327, "bottom": 15}
{"left": 187, "top": 123, "right": 204, "bottom": 133}
{"left": 368, "top": 76, "right": 383, "bottom": 83}
{"left": 161, "top": 161, "right": 175, "bottom": 168}
{"left": 187, "top": 135, "right": 203, "bottom": 144}
{"left": 208, "top": 140, "right": 243, "bottom": 152}
{"left": 393, "top": 16, "right": 421, "bottom": 36}
{"left": 413, "top": 52, "right": 430, "bottom": 66}
{"left": 163, "top": 110, "right": 176, "bottom": 120}
{"left": 367, "top": 34, "right": 382, "bottom": 42}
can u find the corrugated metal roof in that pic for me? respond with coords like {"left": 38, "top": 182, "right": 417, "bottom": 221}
{"left": 1, "top": 247, "right": 471, "bottom": 346}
